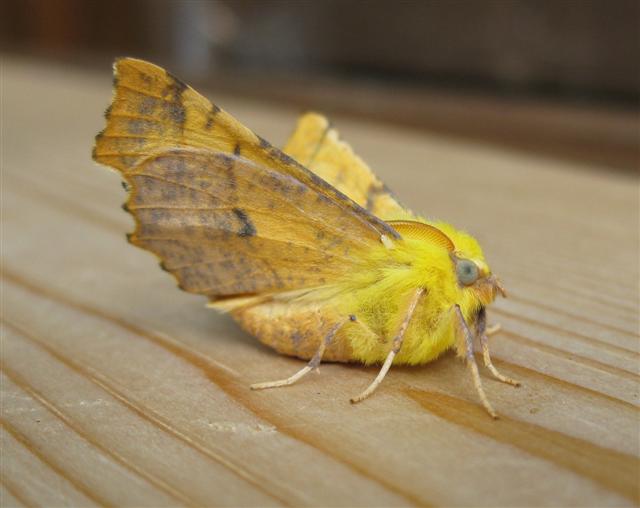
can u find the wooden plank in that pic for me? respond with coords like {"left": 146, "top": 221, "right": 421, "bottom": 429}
{"left": 1, "top": 419, "right": 102, "bottom": 507}
{"left": 0, "top": 483, "right": 28, "bottom": 508}
{"left": 2, "top": 57, "right": 639, "bottom": 507}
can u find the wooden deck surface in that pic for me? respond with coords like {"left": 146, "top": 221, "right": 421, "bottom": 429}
{"left": 2, "top": 57, "right": 639, "bottom": 507}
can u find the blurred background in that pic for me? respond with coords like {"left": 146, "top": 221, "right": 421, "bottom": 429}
{"left": 2, "top": 0, "right": 639, "bottom": 172}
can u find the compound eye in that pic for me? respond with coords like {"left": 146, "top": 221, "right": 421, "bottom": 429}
{"left": 457, "top": 259, "right": 479, "bottom": 286}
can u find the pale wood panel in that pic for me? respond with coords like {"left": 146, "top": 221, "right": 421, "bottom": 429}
{"left": 0, "top": 484, "right": 27, "bottom": 508}
{"left": 2, "top": 325, "right": 284, "bottom": 507}
{"left": 1, "top": 371, "right": 180, "bottom": 507}
{"left": 2, "top": 57, "right": 639, "bottom": 507}
{"left": 1, "top": 424, "right": 100, "bottom": 507}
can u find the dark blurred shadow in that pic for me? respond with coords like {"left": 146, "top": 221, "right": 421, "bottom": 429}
{"left": 2, "top": 0, "right": 638, "bottom": 171}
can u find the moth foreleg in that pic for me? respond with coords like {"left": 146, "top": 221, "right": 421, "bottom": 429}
{"left": 350, "top": 287, "right": 425, "bottom": 404}
{"left": 476, "top": 308, "right": 520, "bottom": 387}
{"left": 250, "top": 319, "right": 344, "bottom": 391}
{"left": 455, "top": 305, "right": 498, "bottom": 418}
{"left": 485, "top": 323, "right": 502, "bottom": 336}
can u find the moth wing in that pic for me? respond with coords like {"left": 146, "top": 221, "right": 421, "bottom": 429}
{"left": 94, "top": 57, "right": 230, "bottom": 171}
{"left": 93, "top": 58, "right": 401, "bottom": 303}
{"left": 94, "top": 58, "right": 394, "bottom": 235}
{"left": 284, "top": 113, "right": 412, "bottom": 220}
{"left": 116, "top": 147, "right": 397, "bottom": 300}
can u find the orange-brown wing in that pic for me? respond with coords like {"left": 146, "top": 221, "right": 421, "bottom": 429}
{"left": 93, "top": 58, "right": 395, "bottom": 237}
{"left": 121, "top": 148, "right": 393, "bottom": 298}
{"left": 93, "top": 58, "right": 401, "bottom": 300}
{"left": 94, "top": 57, "right": 258, "bottom": 172}
{"left": 283, "top": 113, "right": 411, "bottom": 220}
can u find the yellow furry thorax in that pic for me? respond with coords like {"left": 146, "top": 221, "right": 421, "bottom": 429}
{"left": 294, "top": 217, "right": 497, "bottom": 366}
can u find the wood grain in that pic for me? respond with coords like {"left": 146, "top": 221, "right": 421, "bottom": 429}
{"left": 1, "top": 56, "right": 639, "bottom": 507}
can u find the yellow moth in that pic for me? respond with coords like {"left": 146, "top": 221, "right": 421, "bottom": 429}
{"left": 93, "top": 58, "right": 519, "bottom": 418}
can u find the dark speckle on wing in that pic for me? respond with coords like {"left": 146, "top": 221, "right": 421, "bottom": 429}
{"left": 232, "top": 208, "right": 257, "bottom": 237}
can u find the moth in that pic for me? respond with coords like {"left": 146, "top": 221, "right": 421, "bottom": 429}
{"left": 93, "top": 58, "right": 519, "bottom": 418}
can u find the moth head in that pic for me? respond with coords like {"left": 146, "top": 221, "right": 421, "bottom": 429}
{"left": 453, "top": 255, "right": 506, "bottom": 304}
{"left": 387, "top": 219, "right": 506, "bottom": 304}
{"left": 427, "top": 221, "right": 505, "bottom": 304}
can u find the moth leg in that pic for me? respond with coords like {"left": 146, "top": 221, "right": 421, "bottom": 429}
{"left": 477, "top": 308, "right": 520, "bottom": 387}
{"left": 250, "top": 319, "right": 345, "bottom": 391}
{"left": 485, "top": 323, "right": 501, "bottom": 336}
{"left": 455, "top": 305, "right": 498, "bottom": 418}
{"left": 350, "top": 288, "right": 425, "bottom": 404}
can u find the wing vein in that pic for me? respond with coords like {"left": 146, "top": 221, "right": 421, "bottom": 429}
{"left": 114, "top": 82, "right": 186, "bottom": 103}
{"left": 131, "top": 171, "right": 374, "bottom": 249}
{"left": 132, "top": 235, "right": 356, "bottom": 262}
